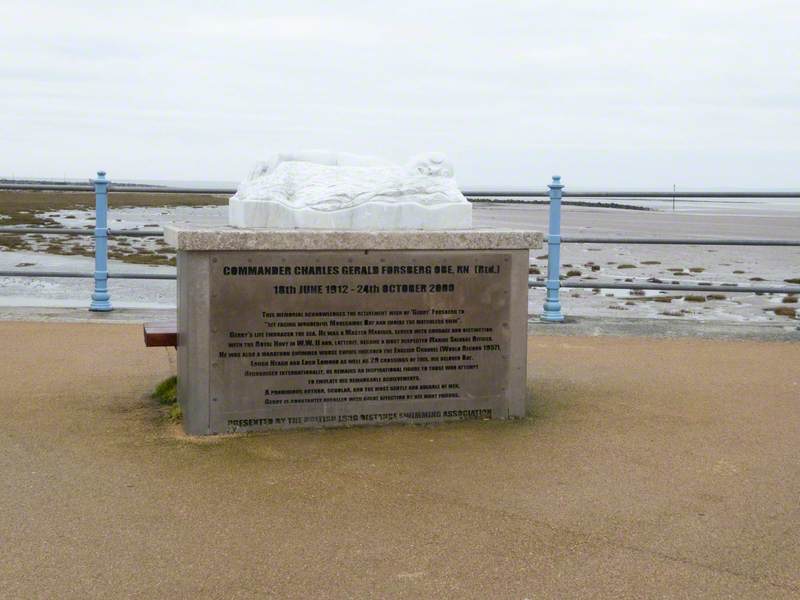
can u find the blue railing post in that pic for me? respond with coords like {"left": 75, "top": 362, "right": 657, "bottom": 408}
{"left": 541, "top": 175, "right": 564, "bottom": 322}
{"left": 90, "top": 171, "right": 112, "bottom": 311}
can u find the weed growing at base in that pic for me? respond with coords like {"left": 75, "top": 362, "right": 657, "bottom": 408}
{"left": 152, "top": 376, "right": 181, "bottom": 422}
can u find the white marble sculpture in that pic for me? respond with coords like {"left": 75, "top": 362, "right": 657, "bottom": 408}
{"left": 228, "top": 151, "right": 472, "bottom": 229}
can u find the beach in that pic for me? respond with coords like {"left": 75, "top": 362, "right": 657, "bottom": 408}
{"left": 1, "top": 194, "right": 798, "bottom": 322}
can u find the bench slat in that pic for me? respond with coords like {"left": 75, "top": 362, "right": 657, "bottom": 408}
{"left": 144, "top": 321, "right": 177, "bottom": 348}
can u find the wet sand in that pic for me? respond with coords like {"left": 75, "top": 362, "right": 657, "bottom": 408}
{"left": 1, "top": 201, "right": 799, "bottom": 321}
{"left": 1, "top": 322, "right": 798, "bottom": 598}
{"left": 474, "top": 204, "right": 800, "bottom": 322}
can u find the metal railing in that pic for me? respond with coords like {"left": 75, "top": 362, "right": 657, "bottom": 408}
{"left": 4, "top": 180, "right": 800, "bottom": 198}
{"left": 533, "top": 176, "right": 800, "bottom": 322}
{"left": 0, "top": 172, "right": 173, "bottom": 311}
{"left": 1, "top": 173, "right": 799, "bottom": 313}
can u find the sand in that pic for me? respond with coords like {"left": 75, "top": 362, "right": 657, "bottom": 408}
{"left": 1, "top": 321, "right": 798, "bottom": 598}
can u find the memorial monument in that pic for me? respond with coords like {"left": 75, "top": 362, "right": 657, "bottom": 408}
{"left": 165, "top": 152, "right": 541, "bottom": 435}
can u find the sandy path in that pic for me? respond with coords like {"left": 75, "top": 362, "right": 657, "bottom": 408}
{"left": 1, "top": 322, "right": 798, "bottom": 598}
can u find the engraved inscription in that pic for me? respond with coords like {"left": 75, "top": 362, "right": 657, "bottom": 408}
{"left": 208, "top": 251, "right": 511, "bottom": 432}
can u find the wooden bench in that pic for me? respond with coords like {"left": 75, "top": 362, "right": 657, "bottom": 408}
{"left": 143, "top": 321, "right": 177, "bottom": 348}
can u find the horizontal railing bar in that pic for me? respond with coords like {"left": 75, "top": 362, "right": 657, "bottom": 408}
{"left": 0, "top": 227, "right": 93, "bottom": 235}
{"left": 561, "top": 191, "right": 800, "bottom": 199}
{"left": 0, "top": 183, "right": 231, "bottom": 194}
{"left": 109, "top": 186, "right": 232, "bottom": 194}
{"left": 3, "top": 227, "right": 797, "bottom": 247}
{"left": 0, "top": 270, "right": 94, "bottom": 278}
{"left": 110, "top": 272, "right": 176, "bottom": 280}
{"left": 0, "top": 183, "right": 95, "bottom": 192}
{"left": 470, "top": 191, "right": 800, "bottom": 198}
{"left": 555, "top": 237, "right": 800, "bottom": 246}
{"left": 0, "top": 271, "right": 176, "bottom": 280}
{"left": 0, "top": 227, "right": 164, "bottom": 237}
{"left": 2, "top": 182, "right": 800, "bottom": 198}
{"left": 528, "top": 279, "right": 800, "bottom": 294}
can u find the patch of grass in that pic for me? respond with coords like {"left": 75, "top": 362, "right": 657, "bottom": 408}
{"left": 771, "top": 306, "right": 797, "bottom": 318}
{"left": 689, "top": 267, "right": 705, "bottom": 273}
{"left": 65, "top": 245, "right": 93, "bottom": 258}
{"left": 782, "top": 295, "right": 798, "bottom": 304}
{"left": 0, "top": 189, "right": 216, "bottom": 264}
{"left": 152, "top": 376, "right": 177, "bottom": 405}
{"left": 528, "top": 267, "right": 541, "bottom": 275}
{"left": 0, "top": 190, "right": 226, "bottom": 218}
{"left": 640, "top": 260, "right": 661, "bottom": 265}
{"left": 785, "top": 278, "right": 800, "bottom": 284}
{"left": 684, "top": 295, "right": 706, "bottom": 302}
{"left": 168, "top": 403, "right": 183, "bottom": 423}
{"left": 152, "top": 376, "right": 182, "bottom": 422}
{"left": 653, "top": 296, "right": 673, "bottom": 303}
{"left": 749, "top": 277, "right": 766, "bottom": 281}
{"left": 707, "top": 294, "right": 727, "bottom": 301}
{"left": 733, "top": 270, "right": 745, "bottom": 274}
{"left": 0, "top": 234, "right": 28, "bottom": 251}
{"left": 113, "top": 250, "right": 176, "bottom": 266}
{"left": 565, "top": 270, "right": 581, "bottom": 277}
{"left": 617, "top": 264, "right": 636, "bottom": 269}
{"left": 591, "top": 265, "right": 600, "bottom": 271}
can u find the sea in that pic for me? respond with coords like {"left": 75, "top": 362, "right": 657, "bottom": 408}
{"left": 113, "top": 179, "right": 800, "bottom": 216}
{"left": 3, "top": 177, "right": 799, "bottom": 216}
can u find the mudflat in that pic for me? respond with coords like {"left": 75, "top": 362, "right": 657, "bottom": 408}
{"left": 1, "top": 321, "right": 798, "bottom": 598}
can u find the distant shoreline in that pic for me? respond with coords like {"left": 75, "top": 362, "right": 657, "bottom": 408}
{"left": 0, "top": 178, "right": 163, "bottom": 190}
{"left": 470, "top": 198, "right": 651, "bottom": 211}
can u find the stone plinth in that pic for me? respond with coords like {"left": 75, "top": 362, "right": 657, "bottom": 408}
{"left": 165, "top": 225, "right": 541, "bottom": 435}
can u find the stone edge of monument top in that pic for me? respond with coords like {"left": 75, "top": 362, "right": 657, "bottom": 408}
{"left": 164, "top": 225, "right": 542, "bottom": 251}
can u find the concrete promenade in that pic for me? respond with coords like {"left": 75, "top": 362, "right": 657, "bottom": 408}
{"left": 1, "top": 321, "right": 798, "bottom": 598}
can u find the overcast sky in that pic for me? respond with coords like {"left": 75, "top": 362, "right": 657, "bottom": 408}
{"left": 1, "top": 1, "right": 798, "bottom": 188}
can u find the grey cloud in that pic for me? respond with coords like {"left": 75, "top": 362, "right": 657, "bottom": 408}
{"left": 0, "top": 0, "right": 798, "bottom": 188}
